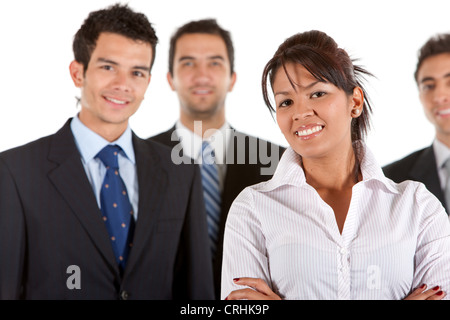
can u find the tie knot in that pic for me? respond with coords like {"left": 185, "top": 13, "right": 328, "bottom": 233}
{"left": 202, "top": 141, "right": 216, "bottom": 165}
{"left": 97, "top": 145, "right": 121, "bottom": 169}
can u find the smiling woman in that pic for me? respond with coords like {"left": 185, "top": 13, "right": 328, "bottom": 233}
{"left": 221, "top": 30, "right": 450, "bottom": 300}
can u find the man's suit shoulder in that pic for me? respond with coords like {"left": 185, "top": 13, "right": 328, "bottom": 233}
{"left": 382, "top": 147, "right": 429, "bottom": 182}
{"left": 148, "top": 127, "right": 176, "bottom": 148}
{"left": 0, "top": 134, "right": 55, "bottom": 173}
{"left": 143, "top": 137, "right": 198, "bottom": 176}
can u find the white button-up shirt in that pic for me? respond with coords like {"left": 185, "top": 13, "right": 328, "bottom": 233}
{"left": 221, "top": 144, "right": 450, "bottom": 300}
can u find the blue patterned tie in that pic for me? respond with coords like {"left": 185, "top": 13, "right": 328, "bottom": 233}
{"left": 97, "top": 145, "right": 135, "bottom": 271}
{"left": 200, "top": 141, "right": 221, "bottom": 257}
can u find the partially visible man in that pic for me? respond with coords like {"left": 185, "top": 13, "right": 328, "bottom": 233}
{"left": 383, "top": 33, "right": 450, "bottom": 213}
{"left": 0, "top": 4, "right": 213, "bottom": 299}
{"left": 149, "top": 19, "right": 285, "bottom": 298}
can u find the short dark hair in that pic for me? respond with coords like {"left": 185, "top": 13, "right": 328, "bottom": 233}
{"left": 168, "top": 19, "right": 234, "bottom": 75}
{"left": 262, "top": 30, "right": 373, "bottom": 142}
{"left": 73, "top": 3, "right": 158, "bottom": 73}
{"left": 414, "top": 33, "right": 450, "bottom": 83}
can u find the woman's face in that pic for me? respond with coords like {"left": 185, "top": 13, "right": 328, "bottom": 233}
{"left": 273, "top": 62, "right": 362, "bottom": 161}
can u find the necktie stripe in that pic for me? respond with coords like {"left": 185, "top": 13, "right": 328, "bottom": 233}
{"left": 204, "top": 186, "right": 221, "bottom": 203}
{"left": 202, "top": 174, "right": 220, "bottom": 190}
{"left": 204, "top": 201, "right": 221, "bottom": 218}
{"left": 445, "top": 159, "right": 450, "bottom": 210}
{"left": 200, "top": 141, "right": 221, "bottom": 258}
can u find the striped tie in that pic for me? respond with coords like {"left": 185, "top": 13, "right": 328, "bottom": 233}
{"left": 200, "top": 141, "right": 221, "bottom": 257}
{"left": 444, "top": 158, "right": 450, "bottom": 210}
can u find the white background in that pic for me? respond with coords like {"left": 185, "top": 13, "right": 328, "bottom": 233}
{"left": 1, "top": 0, "right": 449, "bottom": 166}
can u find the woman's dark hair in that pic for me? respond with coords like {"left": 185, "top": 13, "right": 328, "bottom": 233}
{"left": 262, "top": 30, "right": 373, "bottom": 142}
{"left": 73, "top": 3, "right": 158, "bottom": 73}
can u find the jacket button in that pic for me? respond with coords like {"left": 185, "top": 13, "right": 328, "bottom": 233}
{"left": 120, "top": 290, "right": 129, "bottom": 300}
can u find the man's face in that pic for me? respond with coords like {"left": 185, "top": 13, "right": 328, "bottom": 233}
{"left": 417, "top": 53, "right": 450, "bottom": 143}
{"left": 168, "top": 33, "right": 236, "bottom": 120}
{"left": 70, "top": 32, "right": 152, "bottom": 140}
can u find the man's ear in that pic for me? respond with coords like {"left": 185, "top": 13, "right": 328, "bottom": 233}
{"left": 228, "top": 72, "right": 237, "bottom": 92}
{"left": 166, "top": 71, "right": 176, "bottom": 91}
{"left": 69, "top": 60, "right": 84, "bottom": 88}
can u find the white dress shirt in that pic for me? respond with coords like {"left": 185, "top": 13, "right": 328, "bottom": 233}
{"left": 221, "top": 143, "right": 450, "bottom": 300}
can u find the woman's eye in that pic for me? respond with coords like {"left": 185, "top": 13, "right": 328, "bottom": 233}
{"left": 279, "top": 99, "right": 293, "bottom": 108}
{"left": 311, "top": 91, "right": 326, "bottom": 98}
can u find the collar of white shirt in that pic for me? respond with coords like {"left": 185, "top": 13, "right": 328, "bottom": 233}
{"left": 70, "top": 114, "right": 135, "bottom": 164}
{"left": 432, "top": 139, "right": 450, "bottom": 189}
{"left": 433, "top": 138, "right": 450, "bottom": 170}
{"left": 174, "top": 120, "right": 230, "bottom": 164}
{"left": 260, "top": 142, "right": 399, "bottom": 194}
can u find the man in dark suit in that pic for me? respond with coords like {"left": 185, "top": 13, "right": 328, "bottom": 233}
{"left": 0, "top": 4, "right": 213, "bottom": 299}
{"left": 383, "top": 33, "right": 450, "bottom": 213}
{"left": 149, "top": 19, "right": 285, "bottom": 298}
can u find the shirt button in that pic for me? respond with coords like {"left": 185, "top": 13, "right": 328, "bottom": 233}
{"left": 340, "top": 247, "right": 348, "bottom": 255}
{"left": 120, "top": 290, "right": 129, "bottom": 300}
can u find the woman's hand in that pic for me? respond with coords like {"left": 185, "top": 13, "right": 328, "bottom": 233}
{"left": 225, "top": 277, "right": 282, "bottom": 300}
{"left": 404, "top": 284, "right": 446, "bottom": 300}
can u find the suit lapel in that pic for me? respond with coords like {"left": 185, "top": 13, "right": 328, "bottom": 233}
{"left": 410, "top": 146, "right": 446, "bottom": 208}
{"left": 47, "top": 120, "right": 117, "bottom": 270}
{"left": 160, "top": 125, "right": 179, "bottom": 148}
{"left": 124, "top": 135, "right": 168, "bottom": 273}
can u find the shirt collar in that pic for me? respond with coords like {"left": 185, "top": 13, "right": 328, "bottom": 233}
{"left": 263, "top": 141, "right": 398, "bottom": 194}
{"left": 175, "top": 120, "right": 230, "bottom": 163}
{"left": 70, "top": 114, "right": 135, "bottom": 164}
{"left": 433, "top": 138, "right": 450, "bottom": 169}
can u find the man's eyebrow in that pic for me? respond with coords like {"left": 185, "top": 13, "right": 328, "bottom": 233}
{"left": 178, "top": 55, "right": 225, "bottom": 62}
{"left": 419, "top": 76, "right": 435, "bottom": 84}
{"left": 97, "top": 58, "right": 118, "bottom": 65}
{"left": 97, "top": 57, "right": 150, "bottom": 73}
{"left": 134, "top": 65, "right": 151, "bottom": 73}
{"left": 419, "top": 72, "right": 450, "bottom": 84}
{"left": 208, "top": 55, "right": 225, "bottom": 61}
{"left": 178, "top": 56, "right": 194, "bottom": 62}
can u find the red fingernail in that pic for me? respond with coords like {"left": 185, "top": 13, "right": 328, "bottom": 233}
{"left": 233, "top": 278, "right": 240, "bottom": 282}
{"left": 437, "top": 291, "right": 444, "bottom": 296}
{"left": 432, "top": 286, "right": 440, "bottom": 291}
{"left": 419, "top": 284, "right": 426, "bottom": 289}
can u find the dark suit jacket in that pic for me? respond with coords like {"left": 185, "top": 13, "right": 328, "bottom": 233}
{"left": 149, "top": 125, "right": 285, "bottom": 298}
{"left": 0, "top": 119, "right": 214, "bottom": 300}
{"left": 382, "top": 145, "right": 447, "bottom": 212}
